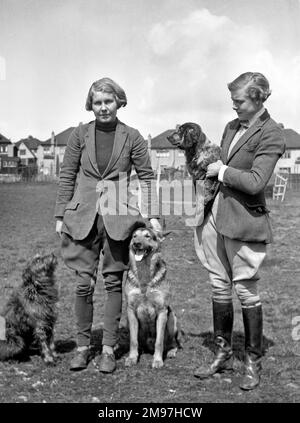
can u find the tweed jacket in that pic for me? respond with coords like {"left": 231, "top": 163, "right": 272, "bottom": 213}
{"left": 209, "top": 109, "right": 285, "bottom": 243}
{"left": 55, "top": 120, "right": 158, "bottom": 241}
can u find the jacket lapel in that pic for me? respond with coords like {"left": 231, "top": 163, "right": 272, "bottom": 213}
{"left": 102, "top": 120, "right": 128, "bottom": 178}
{"left": 85, "top": 121, "right": 101, "bottom": 176}
{"left": 226, "top": 110, "right": 270, "bottom": 163}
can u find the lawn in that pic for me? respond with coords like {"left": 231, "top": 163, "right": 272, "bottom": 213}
{"left": 0, "top": 182, "right": 299, "bottom": 403}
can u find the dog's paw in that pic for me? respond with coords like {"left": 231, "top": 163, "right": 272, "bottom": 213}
{"left": 166, "top": 348, "right": 178, "bottom": 359}
{"left": 152, "top": 358, "right": 164, "bottom": 369}
{"left": 125, "top": 355, "right": 138, "bottom": 367}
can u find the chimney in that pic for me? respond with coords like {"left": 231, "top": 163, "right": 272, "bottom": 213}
{"left": 50, "top": 131, "right": 55, "bottom": 154}
{"left": 147, "top": 134, "right": 152, "bottom": 151}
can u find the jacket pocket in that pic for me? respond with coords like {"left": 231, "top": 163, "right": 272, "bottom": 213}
{"left": 241, "top": 140, "right": 260, "bottom": 152}
{"left": 245, "top": 202, "right": 270, "bottom": 214}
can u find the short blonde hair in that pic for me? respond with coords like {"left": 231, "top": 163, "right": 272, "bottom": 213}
{"left": 85, "top": 77, "right": 127, "bottom": 110}
{"left": 228, "top": 72, "right": 271, "bottom": 102}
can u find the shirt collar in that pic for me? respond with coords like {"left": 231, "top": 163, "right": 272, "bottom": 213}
{"left": 239, "top": 107, "right": 265, "bottom": 129}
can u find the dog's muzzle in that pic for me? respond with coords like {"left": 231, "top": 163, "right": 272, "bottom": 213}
{"left": 132, "top": 242, "right": 151, "bottom": 262}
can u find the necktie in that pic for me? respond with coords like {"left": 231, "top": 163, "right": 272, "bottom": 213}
{"left": 239, "top": 120, "right": 249, "bottom": 129}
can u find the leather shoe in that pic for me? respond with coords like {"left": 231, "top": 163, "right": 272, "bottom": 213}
{"left": 69, "top": 348, "right": 90, "bottom": 371}
{"left": 194, "top": 336, "right": 233, "bottom": 379}
{"left": 97, "top": 352, "right": 116, "bottom": 373}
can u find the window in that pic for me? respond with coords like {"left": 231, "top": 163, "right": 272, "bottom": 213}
{"left": 295, "top": 157, "right": 300, "bottom": 165}
{"left": 279, "top": 167, "right": 290, "bottom": 173}
{"left": 0, "top": 145, "right": 7, "bottom": 153}
{"left": 156, "top": 150, "right": 170, "bottom": 157}
{"left": 43, "top": 147, "right": 51, "bottom": 153}
{"left": 4, "top": 161, "right": 16, "bottom": 167}
{"left": 178, "top": 151, "right": 185, "bottom": 157}
{"left": 282, "top": 151, "right": 291, "bottom": 159}
{"left": 19, "top": 149, "right": 26, "bottom": 155}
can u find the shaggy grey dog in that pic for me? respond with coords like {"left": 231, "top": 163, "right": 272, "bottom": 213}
{"left": 0, "top": 253, "right": 58, "bottom": 364}
{"left": 167, "top": 122, "right": 221, "bottom": 205}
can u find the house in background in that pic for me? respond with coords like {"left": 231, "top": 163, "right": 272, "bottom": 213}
{"left": 15, "top": 136, "right": 41, "bottom": 166}
{"left": 0, "top": 132, "right": 18, "bottom": 157}
{"left": 11, "top": 127, "right": 75, "bottom": 176}
{"left": 274, "top": 128, "right": 300, "bottom": 174}
{"left": 40, "top": 127, "right": 75, "bottom": 175}
{"left": 0, "top": 133, "right": 20, "bottom": 175}
{"left": 0, "top": 132, "right": 11, "bottom": 155}
{"left": 148, "top": 130, "right": 186, "bottom": 174}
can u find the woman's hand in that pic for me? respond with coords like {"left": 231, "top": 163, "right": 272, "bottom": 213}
{"left": 206, "top": 160, "right": 223, "bottom": 178}
{"left": 56, "top": 219, "right": 63, "bottom": 238}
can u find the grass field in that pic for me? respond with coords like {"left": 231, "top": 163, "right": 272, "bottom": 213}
{"left": 0, "top": 182, "right": 299, "bottom": 403}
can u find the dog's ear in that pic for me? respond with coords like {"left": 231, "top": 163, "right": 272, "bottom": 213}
{"left": 129, "top": 221, "right": 147, "bottom": 237}
{"left": 180, "top": 122, "right": 201, "bottom": 133}
{"left": 198, "top": 129, "right": 207, "bottom": 146}
{"left": 179, "top": 122, "right": 202, "bottom": 147}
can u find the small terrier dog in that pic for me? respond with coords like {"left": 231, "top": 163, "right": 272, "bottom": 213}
{"left": 167, "top": 122, "right": 221, "bottom": 205}
{"left": 0, "top": 253, "right": 58, "bottom": 364}
{"left": 125, "top": 226, "right": 180, "bottom": 368}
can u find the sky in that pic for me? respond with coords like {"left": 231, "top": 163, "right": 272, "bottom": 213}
{"left": 0, "top": 0, "right": 300, "bottom": 144}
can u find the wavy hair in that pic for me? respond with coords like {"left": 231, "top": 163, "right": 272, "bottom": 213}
{"left": 228, "top": 72, "right": 271, "bottom": 102}
{"left": 85, "top": 77, "right": 127, "bottom": 111}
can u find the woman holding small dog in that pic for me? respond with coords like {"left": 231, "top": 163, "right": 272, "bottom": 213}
{"left": 194, "top": 72, "right": 285, "bottom": 390}
{"left": 55, "top": 77, "right": 161, "bottom": 373}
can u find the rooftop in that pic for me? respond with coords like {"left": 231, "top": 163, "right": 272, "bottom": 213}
{"left": 283, "top": 129, "right": 300, "bottom": 149}
{"left": 15, "top": 136, "right": 41, "bottom": 150}
{"left": 43, "top": 127, "right": 75, "bottom": 146}
{"left": 150, "top": 129, "right": 177, "bottom": 150}
{"left": 0, "top": 133, "right": 11, "bottom": 145}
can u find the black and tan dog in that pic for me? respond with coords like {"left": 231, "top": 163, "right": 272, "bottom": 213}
{"left": 0, "top": 253, "right": 58, "bottom": 364}
{"left": 124, "top": 226, "right": 180, "bottom": 368}
{"left": 167, "top": 122, "right": 221, "bottom": 205}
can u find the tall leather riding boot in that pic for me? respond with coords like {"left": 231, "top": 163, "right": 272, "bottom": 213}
{"left": 240, "top": 305, "right": 263, "bottom": 390}
{"left": 194, "top": 301, "right": 234, "bottom": 379}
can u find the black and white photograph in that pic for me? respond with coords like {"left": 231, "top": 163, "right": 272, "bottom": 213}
{"left": 0, "top": 0, "right": 299, "bottom": 408}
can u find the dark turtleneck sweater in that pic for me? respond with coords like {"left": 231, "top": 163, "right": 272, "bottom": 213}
{"left": 95, "top": 119, "right": 118, "bottom": 176}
